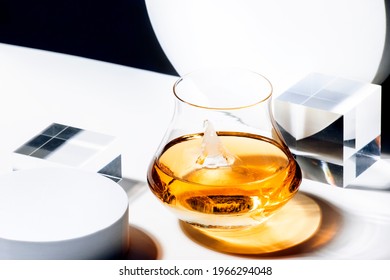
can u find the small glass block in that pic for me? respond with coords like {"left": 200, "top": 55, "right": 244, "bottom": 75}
{"left": 275, "top": 73, "right": 381, "bottom": 188}
{"left": 13, "top": 123, "right": 122, "bottom": 182}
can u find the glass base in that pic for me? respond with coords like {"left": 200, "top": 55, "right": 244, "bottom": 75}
{"left": 180, "top": 192, "right": 325, "bottom": 255}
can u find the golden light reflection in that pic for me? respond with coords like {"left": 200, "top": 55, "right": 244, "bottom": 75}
{"left": 180, "top": 192, "right": 341, "bottom": 256}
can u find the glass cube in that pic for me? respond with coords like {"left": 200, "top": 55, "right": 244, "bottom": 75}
{"left": 275, "top": 73, "right": 381, "bottom": 187}
{"left": 13, "top": 123, "right": 122, "bottom": 182}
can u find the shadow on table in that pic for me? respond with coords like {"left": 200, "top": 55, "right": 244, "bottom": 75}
{"left": 124, "top": 224, "right": 161, "bottom": 260}
{"left": 180, "top": 191, "right": 342, "bottom": 258}
{"left": 117, "top": 178, "right": 161, "bottom": 260}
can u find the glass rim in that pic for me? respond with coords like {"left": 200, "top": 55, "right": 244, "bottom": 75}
{"left": 173, "top": 67, "right": 273, "bottom": 110}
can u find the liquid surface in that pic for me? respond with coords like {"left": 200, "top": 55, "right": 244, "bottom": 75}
{"left": 147, "top": 132, "right": 301, "bottom": 228}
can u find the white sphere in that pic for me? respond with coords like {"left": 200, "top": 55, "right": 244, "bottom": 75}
{"left": 146, "top": 0, "right": 388, "bottom": 92}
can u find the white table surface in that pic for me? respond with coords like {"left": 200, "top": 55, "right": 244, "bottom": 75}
{"left": 1, "top": 43, "right": 389, "bottom": 260}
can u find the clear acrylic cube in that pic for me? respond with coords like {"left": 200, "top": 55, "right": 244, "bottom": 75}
{"left": 13, "top": 123, "right": 122, "bottom": 182}
{"left": 275, "top": 73, "right": 381, "bottom": 187}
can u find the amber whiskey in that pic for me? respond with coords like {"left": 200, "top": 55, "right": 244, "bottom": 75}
{"left": 147, "top": 132, "right": 301, "bottom": 228}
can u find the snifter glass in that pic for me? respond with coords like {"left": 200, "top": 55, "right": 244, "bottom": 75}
{"left": 147, "top": 68, "right": 302, "bottom": 229}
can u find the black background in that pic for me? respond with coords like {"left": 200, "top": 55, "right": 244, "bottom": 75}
{"left": 0, "top": 0, "right": 177, "bottom": 75}
{"left": 0, "top": 0, "right": 388, "bottom": 152}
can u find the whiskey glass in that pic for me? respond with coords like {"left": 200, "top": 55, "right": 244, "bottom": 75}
{"left": 147, "top": 68, "right": 302, "bottom": 229}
